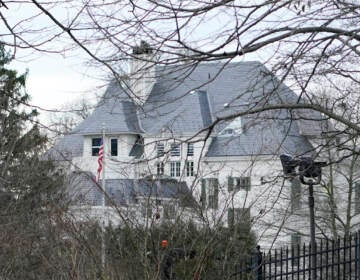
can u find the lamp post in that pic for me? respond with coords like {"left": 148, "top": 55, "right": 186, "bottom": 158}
{"left": 280, "top": 155, "right": 326, "bottom": 280}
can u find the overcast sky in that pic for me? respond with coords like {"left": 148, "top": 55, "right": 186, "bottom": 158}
{"left": 2, "top": 1, "right": 275, "bottom": 126}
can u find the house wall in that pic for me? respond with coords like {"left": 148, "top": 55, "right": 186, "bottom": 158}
{"left": 138, "top": 134, "right": 211, "bottom": 184}
{"left": 200, "top": 156, "right": 303, "bottom": 249}
{"left": 72, "top": 134, "right": 138, "bottom": 179}
{"left": 69, "top": 133, "right": 354, "bottom": 250}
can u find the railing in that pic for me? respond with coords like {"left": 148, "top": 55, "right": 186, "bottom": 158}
{"left": 232, "top": 232, "right": 360, "bottom": 280}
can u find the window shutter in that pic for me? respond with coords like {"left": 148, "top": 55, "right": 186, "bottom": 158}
{"left": 201, "top": 179, "right": 206, "bottom": 209}
{"left": 214, "top": 179, "right": 219, "bottom": 209}
{"left": 228, "top": 176, "right": 234, "bottom": 192}
{"left": 228, "top": 208, "right": 234, "bottom": 227}
{"left": 246, "top": 177, "right": 251, "bottom": 191}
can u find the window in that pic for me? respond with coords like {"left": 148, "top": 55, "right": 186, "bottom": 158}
{"left": 170, "top": 143, "right": 180, "bottom": 156}
{"left": 92, "top": 138, "right": 102, "bottom": 156}
{"left": 291, "top": 233, "right": 301, "bottom": 246}
{"left": 201, "top": 178, "right": 219, "bottom": 209}
{"left": 187, "top": 143, "right": 194, "bottom": 156}
{"left": 111, "top": 138, "right": 118, "bottom": 156}
{"left": 141, "top": 203, "right": 152, "bottom": 218}
{"left": 219, "top": 117, "right": 242, "bottom": 136}
{"left": 186, "top": 161, "right": 194, "bottom": 177}
{"left": 355, "top": 181, "right": 360, "bottom": 214}
{"left": 163, "top": 203, "right": 176, "bottom": 219}
{"left": 291, "top": 233, "right": 301, "bottom": 261}
{"left": 291, "top": 178, "right": 301, "bottom": 212}
{"left": 228, "top": 176, "right": 251, "bottom": 192}
{"left": 200, "top": 179, "right": 206, "bottom": 209}
{"left": 228, "top": 208, "right": 251, "bottom": 229}
{"left": 170, "top": 162, "right": 181, "bottom": 177}
{"left": 157, "top": 162, "right": 164, "bottom": 175}
{"left": 156, "top": 142, "right": 164, "bottom": 157}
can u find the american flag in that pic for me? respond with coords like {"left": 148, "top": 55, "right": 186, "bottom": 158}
{"left": 96, "top": 138, "right": 104, "bottom": 182}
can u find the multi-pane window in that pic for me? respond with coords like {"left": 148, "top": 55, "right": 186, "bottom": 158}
{"left": 187, "top": 143, "right": 194, "bottom": 156}
{"left": 92, "top": 138, "right": 102, "bottom": 156}
{"left": 291, "top": 178, "right": 301, "bottom": 212}
{"left": 170, "top": 162, "right": 181, "bottom": 177}
{"left": 163, "top": 203, "right": 176, "bottom": 219}
{"left": 291, "top": 233, "right": 301, "bottom": 246}
{"left": 228, "top": 208, "right": 251, "bottom": 229}
{"left": 156, "top": 142, "right": 165, "bottom": 157}
{"left": 228, "top": 176, "right": 251, "bottom": 192}
{"left": 170, "top": 143, "right": 180, "bottom": 156}
{"left": 355, "top": 181, "right": 360, "bottom": 214}
{"left": 157, "top": 162, "right": 164, "bottom": 175}
{"left": 141, "top": 203, "right": 152, "bottom": 218}
{"left": 111, "top": 138, "right": 118, "bottom": 156}
{"left": 186, "top": 161, "right": 194, "bottom": 177}
{"left": 201, "top": 178, "right": 219, "bottom": 209}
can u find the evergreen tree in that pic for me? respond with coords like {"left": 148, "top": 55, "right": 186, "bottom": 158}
{"left": 0, "top": 45, "right": 70, "bottom": 279}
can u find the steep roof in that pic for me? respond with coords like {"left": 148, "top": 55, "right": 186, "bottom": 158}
{"left": 45, "top": 133, "right": 83, "bottom": 161}
{"left": 206, "top": 113, "right": 314, "bottom": 157}
{"left": 73, "top": 80, "right": 143, "bottom": 135}
{"left": 51, "top": 61, "right": 327, "bottom": 159}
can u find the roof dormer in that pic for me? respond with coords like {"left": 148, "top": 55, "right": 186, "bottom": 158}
{"left": 219, "top": 116, "right": 242, "bottom": 137}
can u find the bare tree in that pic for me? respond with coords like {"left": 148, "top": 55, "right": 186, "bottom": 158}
{"left": 2, "top": 1, "right": 360, "bottom": 278}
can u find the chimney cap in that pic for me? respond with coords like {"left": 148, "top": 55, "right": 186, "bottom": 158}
{"left": 133, "top": 41, "right": 153, "bottom": 55}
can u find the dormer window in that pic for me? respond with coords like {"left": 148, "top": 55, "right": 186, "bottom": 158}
{"left": 111, "top": 139, "right": 118, "bottom": 156}
{"left": 92, "top": 138, "right": 102, "bottom": 156}
{"left": 219, "top": 117, "right": 242, "bottom": 137}
{"left": 223, "top": 128, "right": 234, "bottom": 135}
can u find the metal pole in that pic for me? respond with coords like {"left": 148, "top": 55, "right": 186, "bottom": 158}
{"left": 308, "top": 183, "right": 316, "bottom": 280}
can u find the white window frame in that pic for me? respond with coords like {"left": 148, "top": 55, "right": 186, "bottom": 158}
{"left": 91, "top": 137, "right": 102, "bottom": 156}
{"left": 228, "top": 176, "right": 251, "bottom": 191}
{"left": 110, "top": 138, "right": 118, "bottom": 156}
{"left": 186, "top": 161, "right": 194, "bottom": 176}
{"left": 156, "top": 162, "right": 164, "bottom": 175}
{"left": 170, "top": 161, "right": 181, "bottom": 177}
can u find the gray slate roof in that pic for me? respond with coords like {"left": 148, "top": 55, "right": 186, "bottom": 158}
{"left": 68, "top": 172, "right": 194, "bottom": 207}
{"left": 51, "top": 61, "right": 327, "bottom": 159}
{"left": 45, "top": 133, "right": 83, "bottom": 161}
{"left": 73, "top": 80, "right": 142, "bottom": 135}
{"left": 206, "top": 113, "right": 314, "bottom": 157}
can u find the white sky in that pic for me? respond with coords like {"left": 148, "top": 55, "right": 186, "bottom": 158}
{"left": 3, "top": 1, "right": 284, "bottom": 126}
{"left": 9, "top": 51, "right": 105, "bottom": 124}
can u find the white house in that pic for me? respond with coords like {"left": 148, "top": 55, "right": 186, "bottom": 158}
{"left": 48, "top": 43, "right": 337, "bottom": 249}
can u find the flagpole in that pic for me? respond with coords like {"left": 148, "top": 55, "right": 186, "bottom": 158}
{"left": 101, "top": 124, "right": 106, "bottom": 271}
